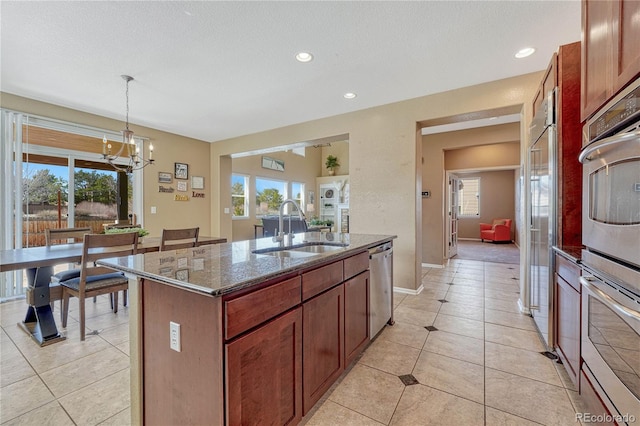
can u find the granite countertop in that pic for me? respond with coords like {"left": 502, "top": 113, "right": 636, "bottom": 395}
{"left": 97, "top": 232, "right": 396, "bottom": 297}
{"left": 552, "top": 245, "right": 584, "bottom": 264}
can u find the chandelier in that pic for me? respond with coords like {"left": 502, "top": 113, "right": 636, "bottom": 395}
{"left": 102, "top": 75, "right": 154, "bottom": 173}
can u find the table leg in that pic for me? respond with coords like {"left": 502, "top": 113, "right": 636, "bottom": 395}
{"left": 18, "top": 267, "right": 65, "bottom": 346}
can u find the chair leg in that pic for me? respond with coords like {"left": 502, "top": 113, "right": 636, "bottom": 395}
{"left": 113, "top": 291, "right": 119, "bottom": 314}
{"left": 61, "top": 291, "right": 70, "bottom": 327}
{"left": 79, "top": 294, "right": 86, "bottom": 341}
{"left": 123, "top": 289, "right": 128, "bottom": 307}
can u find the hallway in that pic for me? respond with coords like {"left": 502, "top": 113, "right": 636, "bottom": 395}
{"left": 0, "top": 258, "right": 587, "bottom": 425}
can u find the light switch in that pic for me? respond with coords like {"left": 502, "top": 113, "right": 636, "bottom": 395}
{"left": 170, "top": 321, "right": 181, "bottom": 352}
{"left": 224, "top": 208, "right": 230, "bottom": 214}
{"left": 151, "top": 206, "right": 157, "bottom": 214}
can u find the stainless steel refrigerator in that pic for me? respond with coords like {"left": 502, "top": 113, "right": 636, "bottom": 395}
{"left": 528, "top": 89, "right": 557, "bottom": 350}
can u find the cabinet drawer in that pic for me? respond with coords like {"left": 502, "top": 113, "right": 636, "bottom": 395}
{"left": 302, "top": 261, "right": 343, "bottom": 301}
{"left": 344, "top": 251, "right": 369, "bottom": 280}
{"left": 224, "top": 277, "right": 301, "bottom": 340}
{"left": 555, "top": 253, "right": 581, "bottom": 292}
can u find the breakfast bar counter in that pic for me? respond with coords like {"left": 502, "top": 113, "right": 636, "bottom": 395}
{"left": 98, "top": 232, "right": 395, "bottom": 426}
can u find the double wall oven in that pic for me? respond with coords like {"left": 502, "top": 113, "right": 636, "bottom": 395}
{"left": 579, "top": 76, "right": 640, "bottom": 423}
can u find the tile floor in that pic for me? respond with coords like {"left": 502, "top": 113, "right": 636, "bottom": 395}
{"left": 0, "top": 259, "right": 589, "bottom": 425}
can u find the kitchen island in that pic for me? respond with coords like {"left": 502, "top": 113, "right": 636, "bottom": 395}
{"left": 98, "top": 232, "right": 395, "bottom": 425}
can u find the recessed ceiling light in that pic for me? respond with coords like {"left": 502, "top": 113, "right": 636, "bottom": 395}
{"left": 295, "top": 52, "right": 313, "bottom": 63}
{"left": 343, "top": 92, "right": 357, "bottom": 99}
{"left": 515, "top": 47, "right": 535, "bottom": 59}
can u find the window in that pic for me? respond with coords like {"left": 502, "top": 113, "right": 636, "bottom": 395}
{"left": 459, "top": 177, "right": 480, "bottom": 216}
{"left": 292, "top": 182, "right": 305, "bottom": 211}
{"left": 231, "top": 174, "right": 249, "bottom": 218}
{"left": 255, "top": 177, "right": 287, "bottom": 216}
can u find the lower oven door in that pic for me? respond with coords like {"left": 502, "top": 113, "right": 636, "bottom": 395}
{"left": 581, "top": 275, "right": 640, "bottom": 421}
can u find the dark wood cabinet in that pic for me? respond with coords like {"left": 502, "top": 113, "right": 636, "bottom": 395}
{"left": 226, "top": 307, "right": 303, "bottom": 426}
{"left": 554, "top": 252, "right": 581, "bottom": 388}
{"left": 581, "top": 0, "right": 640, "bottom": 121}
{"left": 139, "top": 246, "right": 379, "bottom": 425}
{"left": 302, "top": 284, "right": 345, "bottom": 414}
{"left": 344, "top": 271, "right": 369, "bottom": 366}
{"left": 532, "top": 42, "right": 583, "bottom": 248}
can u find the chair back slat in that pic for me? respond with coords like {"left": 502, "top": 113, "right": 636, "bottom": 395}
{"left": 82, "top": 232, "right": 139, "bottom": 263}
{"left": 160, "top": 227, "right": 199, "bottom": 251}
{"left": 45, "top": 227, "right": 92, "bottom": 246}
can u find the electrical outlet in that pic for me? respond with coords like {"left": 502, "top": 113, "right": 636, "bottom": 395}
{"left": 151, "top": 206, "right": 157, "bottom": 214}
{"left": 170, "top": 321, "right": 181, "bottom": 352}
{"left": 224, "top": 207, "right": 230, "bottom": 214}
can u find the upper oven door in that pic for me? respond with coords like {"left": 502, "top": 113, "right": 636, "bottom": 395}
{"left": 579, "top": 129, "right": 640, "bottom": 268}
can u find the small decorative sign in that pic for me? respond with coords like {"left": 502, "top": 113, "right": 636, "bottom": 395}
{"left": 192, "top": 192, "right": 205, "bottom": 198}
{"left": 174, "top": 194, "right": 189, "bottom": 201}
{"left": 158, "top": 172, "right": 173, "bottom": 183}
{"left": 192, "top": 176, "right": 204, "bottom": 189}
{"left": 175, "top": 162, "right": 188, "bottom": 180}
{"left": 192, "top": 258, "right": 205, "bottom": 271}
{"left": 177, "top": 181, "right": 188, "bottom": 192}
{"left": 177, "top": 257, "right": 188, "bottom": 269}
{"left": 159, "top": 186, "right": 175, "bottom": 193}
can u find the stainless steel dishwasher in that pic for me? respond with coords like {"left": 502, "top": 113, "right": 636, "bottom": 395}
{"left": 369, "top": 242, "right": 394, "bottom": 339}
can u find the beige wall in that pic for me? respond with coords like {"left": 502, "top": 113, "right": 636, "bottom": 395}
{"left": 1, "top": 93, "right": 212, "bottom": 239}
{"left": 454, "top": 170, "right": 516, "bottom": 240}
{"left": 321, "top": 141, "right": 349, "bottom": 176}
{"left": 445, "top": 140, "right": 520, "bottom": 170}
{"left": 231, "top": 148, "right": 323, "bottom": 241}
{"left": 211, "top": 72, "right": 541, "bottom": 291}
{"left": 423, "top": 123, "right": 525, "bottom": 265}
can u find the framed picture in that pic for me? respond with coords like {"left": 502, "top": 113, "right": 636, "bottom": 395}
{"left": 192, "top": 176, "right": 204, "bottom": 190}
{"left": 177, "top": 181, "right": 188, "bottom": 192}
{"left": 158, "top": 172, "right": 173, "bottom": 183}
{"left": 261, "top": 156, "right": 285, "bottom": 172}
{"left": 175, "top": 162, "right": 188, "bottom": 180}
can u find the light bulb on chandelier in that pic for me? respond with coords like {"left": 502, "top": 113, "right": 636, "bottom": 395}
{"left": 102, "top": 75, "right": 155, "bottom": 173}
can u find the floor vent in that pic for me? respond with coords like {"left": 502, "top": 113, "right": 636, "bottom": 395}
{"left": 399, "top": 374, "right": 419, "bottom": 386}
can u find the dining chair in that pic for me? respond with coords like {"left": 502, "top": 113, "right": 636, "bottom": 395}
{"left": 45, "top": 227, "right": 92, "bottom": 309}
{"left": 160, "top": 227, "right": 199, "bottom": 251}
{"left": 60, "top": 232, "right": 138, "bottom": 341}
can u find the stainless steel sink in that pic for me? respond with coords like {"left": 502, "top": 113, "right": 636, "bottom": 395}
{"left": 288, "top": 245, "right": 345, "bottom": 254}
{"left": 252, "top": 242, "right": 348, "bottom": 257}
{"left": 255, "top": 250, "right": 318, "bottom": 258}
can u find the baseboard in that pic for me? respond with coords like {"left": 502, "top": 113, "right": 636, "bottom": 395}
{"left": 458, "top": 238, "right": 482, "bottom": 241}
{"left": 394, "top": 284, "right": 424, "bottom": 296}
{"left": 421, "top": 262, "right": 443, "bottom": 268}
{"left": 518, "top": 298, "right": 531, "bottom": 315}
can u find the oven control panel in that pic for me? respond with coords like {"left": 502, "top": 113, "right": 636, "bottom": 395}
{"left": 587, "top": 79, "right": 640, "bottom": 143}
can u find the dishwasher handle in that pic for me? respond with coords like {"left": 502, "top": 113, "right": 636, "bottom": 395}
{"left": 369, "top": 242, "right": 393, "bottom": 258}
{"left": 370, "top": 247, "right": 393, "bottom": 260}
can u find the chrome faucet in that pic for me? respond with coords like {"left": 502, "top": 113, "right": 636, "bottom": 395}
{"left": 273, "top": 199, "right": 305, "bottom": 243}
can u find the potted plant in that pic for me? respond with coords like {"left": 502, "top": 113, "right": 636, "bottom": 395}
{"left": 325, "top": 155, "right": 340, "bottom": 176}
{"left": 105, "top": 227, "right": 149, "bottom": 242}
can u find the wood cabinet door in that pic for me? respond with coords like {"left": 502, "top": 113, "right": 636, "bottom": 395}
{"left": 302, "top": 284, "right": 344, "bottom": 414}
{"left": 226, "top": 308, "right": 303, "bottom": 426}
{"left": 555, "top": 273, "right": 580, "bottom": 387}
{"left": 344, "top": 271, "right": 369, "bottom": 366}
{"left": 612, "top": 0, "right": 640, "bottom": 94}
{"left": 581, "top": 0, "right": 614, "bottom": 121}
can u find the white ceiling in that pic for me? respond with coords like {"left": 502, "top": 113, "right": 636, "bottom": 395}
{"left": 1, "top": 1, "right": 581, "bottom": 143}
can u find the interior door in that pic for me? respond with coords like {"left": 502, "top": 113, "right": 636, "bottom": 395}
{"left": 447, "top": 174, "right": 459, "bottom": 258}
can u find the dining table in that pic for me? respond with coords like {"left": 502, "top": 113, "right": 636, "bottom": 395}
{"left": 0, "top": 236, "right": 226, "bottom": 346}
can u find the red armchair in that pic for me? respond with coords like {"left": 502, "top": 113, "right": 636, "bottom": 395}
{"left": 480, "top": 219, "right": 512, "bottom": 243}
